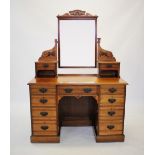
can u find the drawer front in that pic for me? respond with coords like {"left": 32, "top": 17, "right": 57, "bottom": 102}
{"left": 101, "top": 85, "right": 125, "bottom": 95}
{"left": 33, "top": 121, "right": 57, "bottom": 136}
{"left": 100, "top": 95, "right": 124, "bottom": 107}
{"left": 99, "top": 107, "right": 124, "bottom": 119}
{"left": 32, "top": 108, "right": 56, "bottom": 119}
{"left": 58, "top": 85, "right": 98, "bottom": 95}
{"left": 31, "top": 96, "right": 56, "bottom": 107}
{"left": 36, "top": 63, "right": 56, "bottom": 70}
{"left": 100, "top": 63, "right": 119, "bottom": 70}
{"left": 99, "top": 120, "right": 123, "bottom": 136}
{"left": 30, "top": 85, "right": 56, "bottom": 95}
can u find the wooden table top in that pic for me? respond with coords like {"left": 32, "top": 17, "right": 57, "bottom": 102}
{"left": 28, "top": 75, "right": 128, "bottom": 85}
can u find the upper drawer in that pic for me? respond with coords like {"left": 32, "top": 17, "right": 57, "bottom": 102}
{"left": 36, "top": 62, "right": 56, "bottom": 70}
{"left": 100, "top": 95, "right": 124, "bottom": 107}
{"left": 100, "top": 85, "right": 125, "bottom": 95}
{"left": 99, "top": 63, "right": 120, "bottom": 70}
{"left": 31, "top": 96, "right": 56, "bottom": 107}
{"left": 30, "top": 85, "right": 56, "bottom": 95}
{"left": 58, "top": 85, "right": 98, "bottom": 95}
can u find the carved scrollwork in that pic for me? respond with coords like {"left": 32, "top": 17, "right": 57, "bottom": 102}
{"left": 97, "top": 38, "right": 116, "bottom": 62}
{"left": 58, "top": 10, "right": 96, "bottom": 17}
{"left": 58, "top": 96, "right": 82, "bottom": 102}
{"left": 38, "top": 39, "right": 57, "bottom": 62}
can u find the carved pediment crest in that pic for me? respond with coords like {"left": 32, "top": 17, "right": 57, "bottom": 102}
{"left": 64, "top": 10, "right": 92, "bottom": 16}
{"left": 58, "top": 10, "right": 97, "bottom": 17}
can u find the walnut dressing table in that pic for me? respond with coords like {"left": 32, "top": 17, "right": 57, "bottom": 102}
{"left": 28, "top": 10, "right": 128, "bottom": 143}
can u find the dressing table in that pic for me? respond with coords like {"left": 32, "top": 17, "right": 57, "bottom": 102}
{"left": 28, "top": 10, "right": 127, "bottom": 143}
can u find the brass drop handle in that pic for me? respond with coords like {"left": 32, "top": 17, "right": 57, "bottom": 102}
{"left": 39, "top": 88, "right": 48, "bottom": 93}
{"left": 40, "top": 98, "right": 48, "bottom": 104}
{"left": 43, "top": 63, "right": 49, "bottom": 68}
{"left": 108, "top": 98, "right": 116, "bottom": 103}
{"left": 108, "top": 111, "right": 116, "bottom": 116}
{"left": 40, "top": 112, "right": 48, "bottom": 116}
{"left": 106, "top": 64, "right": 112, "bottom": 68}
{"left": 41, "top": 125, "right": 48, "bottom": 130}
{"left": 64, "top": 88, "right": 73, "bottom": 93}
{"left": 83, "top": 88, "right": 92, "bottom": 93}
{"left": 109, "top": 87, "right": 117, "bottom": 93}
{"left": 107, "top": 125, "right": 115, "bottom": 130}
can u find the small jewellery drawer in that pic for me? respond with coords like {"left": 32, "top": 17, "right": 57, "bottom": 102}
{"left": 100, "top": 95, "right": 124, "bottom": 106}
{"left": 31, "top": 96, "right": 56, "bottom": 107}
{"left": 30, "top": 85, "right": 56, "bottom": 95}
{"left": 32, "top": 121, "right": 57, "bottom": 136}
{"left": 99, "top": 120, "right": 123, "bottom": 136}
{"left": 101, "top": 85, "right": 125, "bottom": 95}
{"left": 99, "top": 107, "right": 124, "bottom": 119}
{"left": 58, "top": 85, "right": 97, "bottom": 95}
{"left": 36, "top": 62, "right": 56, "bottom": 70}
{"left": 99, "top": 63, "right": 120, "bottom": 70}
{"left": 32, "top": 108, "right": 56, "bottom": 120}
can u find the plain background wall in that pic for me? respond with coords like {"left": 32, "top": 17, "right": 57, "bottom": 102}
{"left": 11, "top": 0, "right": 143, "bottom": 105}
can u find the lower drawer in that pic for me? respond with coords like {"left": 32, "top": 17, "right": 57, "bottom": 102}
{"left": 32, "top": 121, "right": 57, "bottom": 136}
{"left": 31, "top": 95, "right": 56, "bottom": 107}
{"left": 99, "top": 107, "right": 124, "bottom": 120}
{"left": 99, "top": 120, "right": 123, "bottom": 136}
{"left": 100, "top": 95, "right": 124, "bottom": 107}
{"left": 32, "top": 107, "right": 56, "bottom": 120}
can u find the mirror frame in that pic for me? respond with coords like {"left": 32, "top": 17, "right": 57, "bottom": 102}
{"left": 57, "top": 10, "right": 98, "bottom": 68}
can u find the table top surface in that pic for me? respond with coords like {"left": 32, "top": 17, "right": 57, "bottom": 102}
{"left": 28, "top": 75, "right": 128, "bottom": 85}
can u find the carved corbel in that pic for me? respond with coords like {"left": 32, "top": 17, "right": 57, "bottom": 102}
{"left": 97, "top": 38, "right": 116, "bottom": 62}
{"left": 57, "top": 96, "right": 63, "bottom": 103}
{"left": 38, "top": 39, "right": 58, "bottom": 62}
{"left": 92, "top": 96, "right": 99, "bottom": 103}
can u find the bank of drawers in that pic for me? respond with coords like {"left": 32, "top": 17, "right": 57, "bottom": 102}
{"left": 99, "top": 84, "right": 125, "bottom": 136}
{"left": 30, "top": 85, "right": 58, "bottom": 136}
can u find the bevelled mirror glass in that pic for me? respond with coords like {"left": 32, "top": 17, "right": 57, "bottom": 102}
{"left": 58, "top": 11, "right": 97, "bottom": 68}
